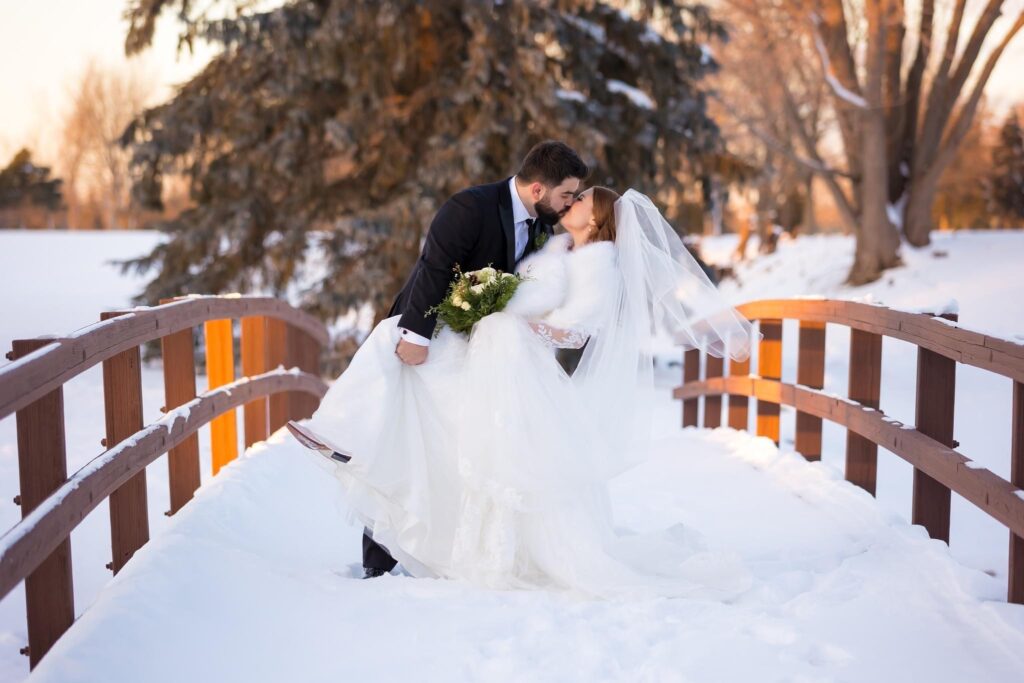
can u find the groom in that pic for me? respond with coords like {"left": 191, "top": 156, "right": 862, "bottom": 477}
{"left": 362, "top": 140, "right": 590, "bottom": 578}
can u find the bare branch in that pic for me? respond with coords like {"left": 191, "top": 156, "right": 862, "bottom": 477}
{"left": 931, "top": 10, "right": 1024, "bottom": 182}
{"left": 710, "top": 93, "right": 854, "bottom": 180}
{"left": 810, "top": 12, "right": 867, "bottom": 108}
{"left": 903, "top": 0, "right": 934, "bottom": 138}
{"left": 938, "top": 0, "right": 968, "bottom": 80}
{"left": 947, "top": 0, "right": 1005, "bottom": 107}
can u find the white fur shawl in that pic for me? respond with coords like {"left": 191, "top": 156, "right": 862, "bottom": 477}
{"left": 504, "top": 233, "right": 619, "bottom": 333}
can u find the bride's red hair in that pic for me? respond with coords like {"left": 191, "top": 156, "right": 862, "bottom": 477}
{"left": 590, "top": 186, "right": 620, "bottom": 244}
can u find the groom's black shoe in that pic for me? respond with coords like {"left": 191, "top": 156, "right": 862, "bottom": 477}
{"left": 363, "top": 567, "right": 388, "bottom": 579}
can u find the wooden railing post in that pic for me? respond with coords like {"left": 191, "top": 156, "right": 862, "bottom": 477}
{"left": 756, "top": 319, "right": 782, "bottom": 444}
{"left": 267, "top": 317, "right": 289, "bottom": 434}
{"left": 795, "top": 321, "right": 826, "bottom": 461}
{"left": 703, "top": 355, "right": 724, "bottom": 429}
{"left": 100, "top": 312, "right": 150, "bottom": 574}
{"left": 912, "top": 313, "right": 958, "bottom": 542}
{"left": 159, "top": 301, "right": 200, "bottom": 516}
{"left": 727, "top": 355, "right": 750, "bottom": 431}
{"left": 288, "top": 324, "right": 319, "bottom": 421}
{"left": 682, "top": 349, "right": 700, "bottom": 427}
{"left": 241, "top": 316, "right": 270, "bottom": 448}
{"left": 10, "top": 338, "right": 75, "bottom": 669}
{"left": 846, "top": 328, "right": 882, "bottom": 495}
{"left": 204, "top": 318, "right": 238, "bottom": 476}
{"left": 1010, "top": 380, "right": 1024, "bottom": 604}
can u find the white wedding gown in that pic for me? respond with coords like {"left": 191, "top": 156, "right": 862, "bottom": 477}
{"left": 300, "top": 232, "right": 751, "bottom": 599}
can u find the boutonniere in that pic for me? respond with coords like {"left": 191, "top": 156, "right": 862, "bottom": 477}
{"left": 533, "top": 230, "right": 549, "bottom": 250}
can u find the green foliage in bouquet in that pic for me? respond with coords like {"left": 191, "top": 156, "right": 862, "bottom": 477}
{"left": 428, "top": 266, "right": 523, "bottom": 336}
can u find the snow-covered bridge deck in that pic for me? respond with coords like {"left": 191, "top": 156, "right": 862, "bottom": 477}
{"left": 25, "top": 426, "right": 1024, "bottom": 682}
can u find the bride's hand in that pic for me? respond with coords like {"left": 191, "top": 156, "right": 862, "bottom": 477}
{"left": 528, "top": 321, "right": 589, "bottom": 349}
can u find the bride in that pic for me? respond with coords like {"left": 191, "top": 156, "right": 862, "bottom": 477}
{"left": 293, "top": 186, "right": 756, "bottom": 599}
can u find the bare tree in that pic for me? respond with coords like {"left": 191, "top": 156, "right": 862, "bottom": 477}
{"left": 710, "top": 2, "right": 831, "bottom": 238}
{"left": 814, "top": 0, "right": 1023, "bottom": 263}
{"left": 714, "top": 0, "right": 1023, "bottom": 284}
{"left": 59, "top": 60, "right": 154, "bottom": 229}
{"left": 713, "top": 0, "right": 888, "bottom": 281}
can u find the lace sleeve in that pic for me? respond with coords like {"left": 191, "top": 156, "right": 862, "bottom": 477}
{"left": 529, "top": 321, "right": 589, "bottom": 349}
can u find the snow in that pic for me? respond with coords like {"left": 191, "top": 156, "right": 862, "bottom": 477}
{"left": 563, "top": 15, "right": 606, "bottom": 43}
{"left": 810, "top": 17, "right": 868, "bottom": 110}
{"left": 0, "top": 368, "right": 298, "bottom": 563}
{"left": 607, "top": 79, "right": 656, "bottom": 110}
{"left": 21, "top": 426, "right": 1024, "bottom": 682}
{"left": 700, "top": 43, "right": 713, "bottom": 65}
{"left": 703, "top": 230, "right": 1024, "bottom": 341}
{"left": 2, "top": 227, "right": 1024, "bottom": 681}
{"left": 0, "top": 341, "right": 58, "bottom": 374}
{"left": 556, "top": 88, "right": 587, "bottom": 103}
{"left": 886, "top": 193, "right": 907, "bottom": 230}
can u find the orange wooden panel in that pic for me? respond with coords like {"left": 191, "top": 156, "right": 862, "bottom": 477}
{"left": 756, "top": 319, "right": 782, "bottom": 444}
{"left": 205, "top": 318, "right": 238, "bottom": 475}
{"left": 727, "top": 356, "right": 751, "bottom": 431}
{"left": 241, "top": 316, "right": 269, "bottom": 448}
{"left": 703, "top": 355, "right": 724, "bottom": 429}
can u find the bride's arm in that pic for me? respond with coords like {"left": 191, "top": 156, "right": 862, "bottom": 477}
{"left": 528, "top": 321, "right": 589, "bottom": 349}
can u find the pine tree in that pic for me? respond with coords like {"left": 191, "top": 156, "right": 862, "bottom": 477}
{"left": 117, "top": 0, "right": 727, "bottom": 323}
{"left": 0, "top": 148, "right": 62, "bottom": 212}
{"left": 990, "top": 110, "right": 1024, "bottom": 221}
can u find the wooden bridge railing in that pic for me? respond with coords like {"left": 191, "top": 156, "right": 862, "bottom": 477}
{"left": 674, "top": 298, "right": 1024, "bottom": 604}
{"left": 0, "top": 295, "right": 330, "bottom": 669}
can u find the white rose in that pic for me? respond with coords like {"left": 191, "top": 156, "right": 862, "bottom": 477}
{"left": 477, "top": 267, "right": 497, "bottom": 283}
{"left": 460, "top": 301, "right": 472, "bottom": 311}
{"left": 502, "top": 272, "right": 517, "bottom": 281}
{"left": 452, "top": 295, "right": 464, "bottom": 306}
{"left": 470, "top": 283, "right": 485, "bottom": 295}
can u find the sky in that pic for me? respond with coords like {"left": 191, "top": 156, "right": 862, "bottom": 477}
{"left": 0, "top": 0, "right": 216, "bottom": 162}
{"left": 0, "top": 0, "right": 1022, "bottom": 166}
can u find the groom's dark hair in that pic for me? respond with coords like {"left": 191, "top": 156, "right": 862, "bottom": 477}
{"left": 517, "top": 140, "right": 589, "bottom": 186}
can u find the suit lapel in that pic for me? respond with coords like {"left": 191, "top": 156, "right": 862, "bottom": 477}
{"left": 497, "top": 177, "right": 516, "bottom": 270}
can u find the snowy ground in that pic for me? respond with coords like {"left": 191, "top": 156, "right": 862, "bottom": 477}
{"left": 1, "top": 228, "right": 1024, "bottom": 681}
{"left": 23, "top": 424, "right": 1024, "bottom": 682}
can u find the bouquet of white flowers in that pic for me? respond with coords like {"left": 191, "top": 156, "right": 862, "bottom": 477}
{"left": 427, "top": 265, "right": 523, "bottom": 335}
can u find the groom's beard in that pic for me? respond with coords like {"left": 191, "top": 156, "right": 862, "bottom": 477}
{"left": 535, "top": 196, "right": 566, "bottom": 225}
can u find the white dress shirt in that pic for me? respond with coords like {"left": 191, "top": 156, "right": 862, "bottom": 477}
{"left": 400, "top": 176, "right": 534, "bottom": 347}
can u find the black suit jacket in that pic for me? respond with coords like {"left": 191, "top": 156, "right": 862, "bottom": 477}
{"left": 389, "top": 177, "right": 554, "bottom": 338}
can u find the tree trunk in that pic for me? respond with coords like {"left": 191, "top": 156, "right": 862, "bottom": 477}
{"left": 801, "top": 174, "right": 816, "bottom": 234}
{"left": 849, "top": 0, "right": 903, "bottom": 285}
{"left": 903, "top": 175, "right": 938, "bottom": 246}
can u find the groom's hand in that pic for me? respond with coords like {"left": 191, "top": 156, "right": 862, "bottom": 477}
{"left": 395, "top": 338, "right": 428, "bottom": 366}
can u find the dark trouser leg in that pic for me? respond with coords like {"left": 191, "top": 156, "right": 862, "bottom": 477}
{"left": 556, "top": 344, "right": 586, "bottom": 376}
{"left": 362, "top": 528, "right": 398, "bottom": 572}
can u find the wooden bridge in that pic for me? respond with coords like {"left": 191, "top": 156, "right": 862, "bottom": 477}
{"left": 0, "top": 296, "right": 329, "bottom": 669}
{"left": 1, "top": 295, "right": 1023, "bottom": 677}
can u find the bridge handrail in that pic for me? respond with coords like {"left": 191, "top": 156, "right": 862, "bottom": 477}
{"left": 0, "top": 295, "right": 330, "bottom": 422}
{"left": 0, "top": 368, "right": 328, "bottom": 602}
{"left": 1, "top": 294, "right": 331, "bottom": 669}
{"left": 734, "top": 298, "right": 1024, "bottom": 383}
{"left": 674, "top": 297, "right": 1024, "bottom": 605}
